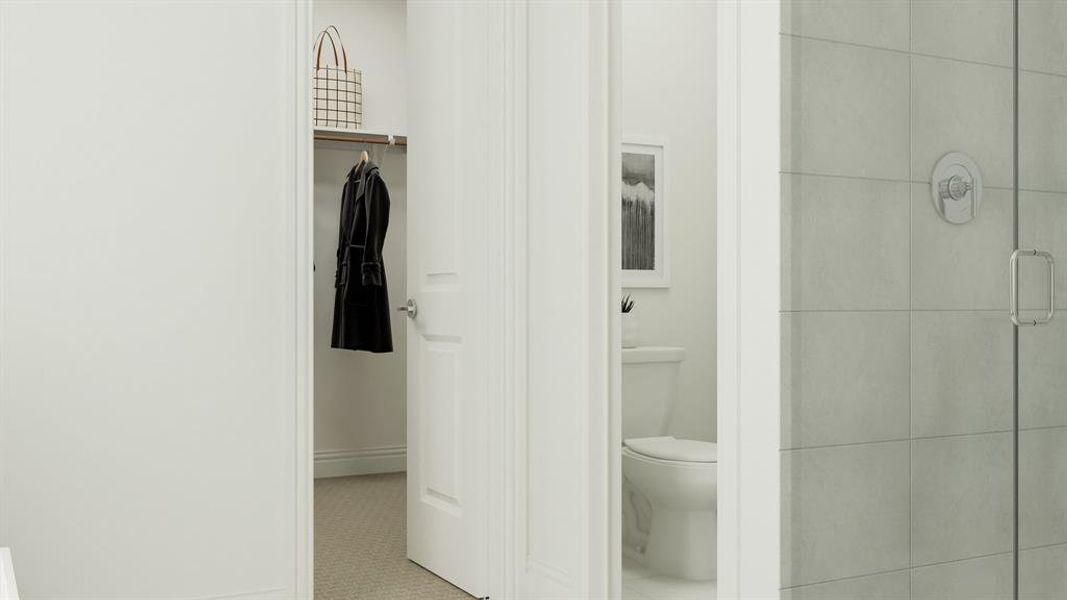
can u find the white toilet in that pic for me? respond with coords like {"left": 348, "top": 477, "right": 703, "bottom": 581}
{"left": 622, "top": 346, "right": 716, "bottom": 581}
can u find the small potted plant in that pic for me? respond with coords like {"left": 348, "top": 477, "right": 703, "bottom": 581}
{"left": 621, "top": 294, "right": 638, "bottom": 348}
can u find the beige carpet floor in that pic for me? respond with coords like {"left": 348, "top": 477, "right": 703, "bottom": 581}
{"left": 315, "top": 472, "right": 474, "bottom": 600}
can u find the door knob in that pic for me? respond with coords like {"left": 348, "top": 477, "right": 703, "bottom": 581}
{"left": 397, "top": 298, "right": 418, "bottom": 319}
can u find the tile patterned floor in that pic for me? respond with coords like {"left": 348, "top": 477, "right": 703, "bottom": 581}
{"left": 317, "top": 473, "right": 714, "bottom": 599}
{"left": 315, "top": 473, "right": 473, "bottom": 600}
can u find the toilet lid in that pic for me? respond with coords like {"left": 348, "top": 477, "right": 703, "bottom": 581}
{"left": 624, "top": 436, "right": 717, "bottom": 463}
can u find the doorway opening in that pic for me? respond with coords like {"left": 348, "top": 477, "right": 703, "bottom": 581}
{"left": 614, "top": 1, "right": 718, "bottom": 598}
{"left": 307, "top": 2, "right": 490, "bottom": 598}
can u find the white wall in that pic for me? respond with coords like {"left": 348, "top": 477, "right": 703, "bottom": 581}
{"left": 314, "top": 0, "right": 407, "bottom": 135}
{"left": 621, "top": 0, "right": 717, "bottom": 442}
{"left": 0, "top": 2, "right": 305, "bottom": 596}
{"left": 312, "top": 0, "right": 408, "bottom": 476}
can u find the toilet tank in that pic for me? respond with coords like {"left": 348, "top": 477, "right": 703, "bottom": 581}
{"left": 622, "top": 346, "right": 686, "bottom": 440}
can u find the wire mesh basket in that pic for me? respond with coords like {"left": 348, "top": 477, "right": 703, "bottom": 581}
{"left": 313, "top": 26, "right": 362, "bottom": 130}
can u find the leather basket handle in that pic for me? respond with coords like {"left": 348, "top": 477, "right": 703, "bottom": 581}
{"left": 313, "top": 25, "right": 349, "bottom": 71}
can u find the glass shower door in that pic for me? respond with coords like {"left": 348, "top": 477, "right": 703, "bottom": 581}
{"left": 1016, "top": 3, "right": 1067, "bottom": 592}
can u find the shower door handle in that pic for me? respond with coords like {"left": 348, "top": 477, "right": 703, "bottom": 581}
{"left": 1010, "top": 249, "right": 1055, "bottom": 327}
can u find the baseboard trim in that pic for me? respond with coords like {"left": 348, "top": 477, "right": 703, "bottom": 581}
{"left": 314, "top": 446, "right": 406, "bottom": 479}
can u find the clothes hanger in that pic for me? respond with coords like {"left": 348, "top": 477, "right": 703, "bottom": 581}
{"left": 356, "top": 149, "right": 369, "bottom": 171}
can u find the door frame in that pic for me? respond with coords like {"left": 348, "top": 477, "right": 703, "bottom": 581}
{"left": 714, "top": 0, "right": 781, "bottom": 596}
{"left": 292, "top": 1, "right": 512, "bottom": 598}
{"left": 293, "top": 1, "right": 667, "bottom": 598}
{"left": 294, "top": 1, "right": 313, "bottom": 597}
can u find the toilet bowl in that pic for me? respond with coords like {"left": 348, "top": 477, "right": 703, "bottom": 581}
{"left": 623, "top": 435, "right": 717, "bottom": 581}
{"left": 620, "top": 346, "right": 716, "bottom": 581}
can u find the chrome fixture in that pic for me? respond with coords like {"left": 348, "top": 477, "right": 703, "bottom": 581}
{"left": 930, "top": 152, "right": 983, "bottom": 224}
{"left": 1010, "top": 249, "right": 1055, "bottom": 327}
{"left": 397, "top": 298, "right": 418, "bottom": 319}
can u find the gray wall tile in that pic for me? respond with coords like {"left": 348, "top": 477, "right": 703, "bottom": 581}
{"left": 1020, "top": 544, "right": 1067, "bottom": 599}
{"left": 782, "top": 442, "right": 910, "bottom": 586}
{"left": 1020, "top": 0, "right": 1067, "bottom": 76}
{"left": 778, "top": 2, "right": 1064, "bottom": 592}
{"left": 911, "top": 0, "right": 1013, "bottom": 67}
{"left": 782, "top": 37, "right": 910, "bottom": 180}
{"left": 911, "top": 56, "right": 1013, "bottom": 188}
{"left": 1019, "top": 190, "right": 1067, "bottom": 311}
{"left": 910, "top": 311, "right": 1013, "bottom": 438}
{"left": 782, "top": 570, "right": 910, "bottom": 600}
{"left": 782, "top": 174, "right": 910, "bottom": 311}
{"left": 1020, "top": 319, "right": 1067, "bottom": 430}
{"left": 1020, "top": 71, "right": 1067, "bottom": 193}
{"left": 911, "top": 433, "right": 1013, "bottom": 566}
{"left": 782, "top": 312, "right": 910, "bottom": 449}
{"left": 911, "top": 184, "right": 1012, "bottom": 310}
{"left": 781, "top": 0, "right": 909, "bottom": 51}
{"left": 1019, "top": 427, "right": 1067, "bottom": 549}
{"left": 910, "top": 553, "right": 1013, "bottom": 600}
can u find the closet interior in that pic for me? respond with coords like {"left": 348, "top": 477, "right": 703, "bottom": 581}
{"left": 310, "top": 2, "right": 466, "bottom": 599}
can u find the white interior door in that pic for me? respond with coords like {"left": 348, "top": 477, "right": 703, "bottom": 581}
{"left": 0, "top": 2, "right": 308, "bottom": 597}
{"left": 405, "top": 1, "right": 489, "bottom": 597}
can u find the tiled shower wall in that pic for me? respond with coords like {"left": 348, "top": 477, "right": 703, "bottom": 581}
{"left": 780, "top": 1, "right": 1067, "bottom": 597}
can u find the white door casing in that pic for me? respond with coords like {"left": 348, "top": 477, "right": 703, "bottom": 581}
{"left": 405, "top": 1, "right": 491, "bottom": 597}
{"left": 503, "top": 1, "right": 613, "bottom": 597}
{"left": 0, "top": 1, "right": 310, "bottom": 598}
{"left": 717, "top": 0, "right": 781, "bottom": 596}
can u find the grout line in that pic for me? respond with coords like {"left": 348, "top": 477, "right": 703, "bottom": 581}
{"left": 782, "top": 430, "right": 1016, "bottom": 453}
{"left": 907, "top": 39, "right": 915, "bottom": 585}
{"left": 912, "top": 550, "right": 1016, "bottom": 571}
{"left": 782, "top": 32, "right": 1016, "bottom": 72}
{"left": 780, "top": 171, "right": 916, "bottom": 185}
{"left": 782, "top": 425, "right": 1067, "bottom": 454}
{"left": 786, "top": 549, "right": 1031, "bottom": 593}
{"left": 780, "top": 309, "right": 1010, "bottom": 314}
{"left": 782, "top": 566, "right": 913, "bottom": 592}
{"left": 780, "top": 170, "right": 1005, "bottom": 190}
{"left": 907, "top": 0, "right": 912, "bottom": 54}
{"left": 911, "top": 429, "right": 1016, "bottom": 442}
{"left": 782, "top": 170, "right": 1067, "bottom": 197}
{"left": 1018, "top": 424, "right": 1067, "bottom": 433}
{"left": 783, "top": 549, "right": 1015, "bottom": 592}
{"left": 783, "top": 308, "right": 1067, "bottom": 314}
{"left": 1019, "top": 66, "right": 1067, "bottom": 79}
{"left": 1019, "top": 540, "right": 1067, "bottom": 553}
{"left": 1014, "top": 186, "right": 1067, "bottom": 195}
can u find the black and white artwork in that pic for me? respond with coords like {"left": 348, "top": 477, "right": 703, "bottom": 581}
{"left": 622, "top": 140, "right": 668, "bottom": 287}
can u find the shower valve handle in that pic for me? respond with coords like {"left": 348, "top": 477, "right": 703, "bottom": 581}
{"left": 938, "top": 175, "right": 973, "bottom": 202}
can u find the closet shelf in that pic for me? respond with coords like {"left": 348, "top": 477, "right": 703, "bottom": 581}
{"left": 314, "top": 127, "right": 407, "bottom": 146}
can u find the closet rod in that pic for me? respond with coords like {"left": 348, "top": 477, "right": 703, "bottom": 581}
{"left": 313, "top": 131, "right": 408, "bottom": 146}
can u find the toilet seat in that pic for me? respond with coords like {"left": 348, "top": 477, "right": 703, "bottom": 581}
{"left": 624, "top": 436, "right": 717, "bottom": 463}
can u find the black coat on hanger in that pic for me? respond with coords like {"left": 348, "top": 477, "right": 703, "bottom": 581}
{"left": 331, "top": 161, "right": 393, "bottom": 353}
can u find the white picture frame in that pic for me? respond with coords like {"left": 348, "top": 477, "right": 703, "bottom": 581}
{"left": 621, "top": 138, "right": 669, "bottom": 288}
